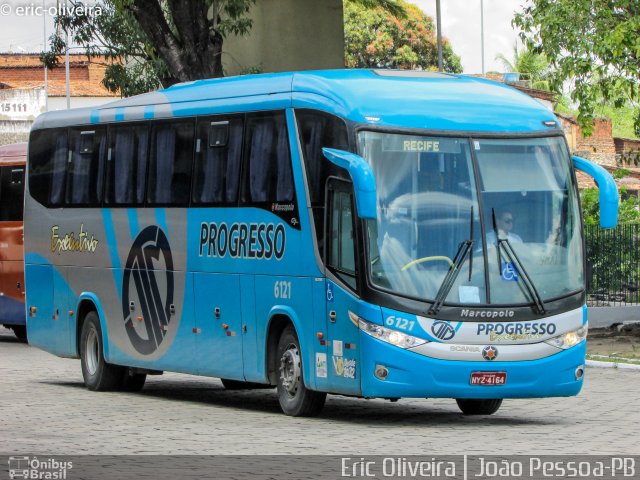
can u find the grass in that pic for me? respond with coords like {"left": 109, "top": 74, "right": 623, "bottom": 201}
{"left": 586, "top": 354, "right": 640, "bottom": 366}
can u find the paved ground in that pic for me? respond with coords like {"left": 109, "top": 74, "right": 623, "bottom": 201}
{"left": 1, "top": 327, "right": 639, "bottom": 456}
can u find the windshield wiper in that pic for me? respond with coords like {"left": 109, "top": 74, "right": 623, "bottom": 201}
{"left": 428, "top": 207, "right": 474, "bottom": 315}
{"left": 491, "top": 208, "right": 546, "bottom": 315}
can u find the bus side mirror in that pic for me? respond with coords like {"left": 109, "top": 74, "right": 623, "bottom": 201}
{"left": 322, "top": 148, "right": 377, "bottom": 219}
{"left": 572, "top": 155, "right": 619, "bottom": 229}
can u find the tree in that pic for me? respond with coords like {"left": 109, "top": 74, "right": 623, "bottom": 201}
{"left": 45, "top": 0, "right": 256, "bottom": 96}
{"left": 344, "top": 0, "right": 462, "bottom": 72}
{"left": 46, "top": 0, "right": 409, "bottom": 96}
{"left": 513, "top": 1, "right": 640, "bottom": 136}
{"left": 495, "top": 42, "right": 551, "bottom": 91}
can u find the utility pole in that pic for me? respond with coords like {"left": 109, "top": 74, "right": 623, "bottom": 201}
{"left": 436, "top": 0, "right": 443, "bottom": 72}
{"left": 63, "top": 0, "right": 70, "bottom": 109}
{"left": 43, "top": 0, "right": 48, "bottom": 111}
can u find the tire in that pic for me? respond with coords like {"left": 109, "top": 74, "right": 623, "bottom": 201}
{"left": 11, "top": 325, "right": 27, "bottom": 343}
{"left": 80, "top": 311, "right": 124, "bottom": 391}
{"left": 456, "top": 398, "right": 503, "bottom": 415}
{"left": 121, "top": 368, "right": 147, "bottom": 392}
{"left": 276, "top": 325, "right": 326, "bottom": 416}
{"left": 220, "top": 378, "right": 274, "bottom": 390}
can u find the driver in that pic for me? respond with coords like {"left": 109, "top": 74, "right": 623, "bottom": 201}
{"left": 486, "top": 208, "right": 522, "bottom": 246}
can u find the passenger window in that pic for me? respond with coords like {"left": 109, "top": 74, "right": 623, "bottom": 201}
{"left": 148, "top": 121, "right": 195, "bottom": 206}
{"left": 296, "top": 110, "right": 349, "bottom": 206}
{"left": 0, "top": 166, "right": 24, "bottom": 221}
{"left": 327, "top": 182, "right": 357, "bottom": 290}
{"left": 243, "top": 112, "right": 294, "bottom": 204}
{"left": 296, "top": 110, "right": 349, "bottom": 258}
{"left": 66, "top": 129, "right": 107, "bottom": 205}
{"left": 28, "top": 129, "right": 68, "bottom": 207}
{"left": 192, "top": 117, "right": 243, "bottom": 205}
{"left": 105, "top": 125, "right": 149, "bottom": 205}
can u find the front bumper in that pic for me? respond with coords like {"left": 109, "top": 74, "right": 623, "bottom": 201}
{"left": 360, "top": 332, "right": 586, "bottom": 399}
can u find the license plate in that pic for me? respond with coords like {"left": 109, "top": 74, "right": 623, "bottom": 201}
{"left": 470, "top": 372, "right": 507, "bottom": 386}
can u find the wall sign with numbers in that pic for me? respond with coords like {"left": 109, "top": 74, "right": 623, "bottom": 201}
{"left": 0, "top": 88, "right": 45, "bottom": 120}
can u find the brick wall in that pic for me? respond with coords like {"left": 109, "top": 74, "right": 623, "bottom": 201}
{"left": 0, "top": 54, "right": 116, "bottom": 97}
{"left": 557, "top": 115, "right": 617, "bottom": 167}
{"left": 615, "top": 137, "right": 640, "bottom": 167}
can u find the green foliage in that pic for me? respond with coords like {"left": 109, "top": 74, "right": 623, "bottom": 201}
{"left": 514, "top": 0, "right": 640, "bottom": 137}
{"left": 45, "top": 0, "right": 256, "bottom": 96}
{"left": 595, "top": 104, "right": 640, "bottom": 140}
{"left": 581, "top": 186, "right": 640, "bottom": 226}
{"left": 495, "top": 42, "right": 552, "bottom": 91}
{"left": 42, "top": 1, "right": 164, "bottom": 95}
{"left": 344, "top": 0, "right": 462, "bottom": 72}
{"left": 582, "top": 180, "right": 640, "bottom": 302}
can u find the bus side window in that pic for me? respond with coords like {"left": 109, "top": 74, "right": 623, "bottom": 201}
{"left": 66, "top": 129, "right": 107, "bottom": 206}
{"left": 105, "top": 125, "right": 149, "bottom": 205}
{"left": 192, "top": 116, "right": 243, "bottom": 205}
{"left": 243, "top": 111, "right": 294, "bottom": 204}
{"left": 148, "top": 121, "right": 194, "bottom": 206}
{"left": 327, "top": 182, "right": 357, "bottom": 290}
{"left": 296, "top": 110, "right": 349, "bottom": 206}
{"left": 28, "top": 129, "right": 68, "bottom": 207}
{"left": 295, "top": 109, "right": 349, "bottom": 259}
{"left": 0, "top": 166, "right": 25, "bottom": 221}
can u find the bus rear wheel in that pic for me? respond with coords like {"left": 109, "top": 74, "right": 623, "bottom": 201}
{"left": 80, "top": 312, "right": 124, "bottom": 391}
{"left": 276, "top": 325, "right": 326, "bottom": 416}
{"left": 456, "top": 398, "right": 503, "bottom": 415}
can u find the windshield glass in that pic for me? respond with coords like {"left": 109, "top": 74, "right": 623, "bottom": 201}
{"left": 358, "top": 131, "right": 583, "bottom": 306}
{"left": 360, "top": 132, "right": 486, "bottom": 304}
{"left": 476, "top": 137, "right": 583, "bottom": 304}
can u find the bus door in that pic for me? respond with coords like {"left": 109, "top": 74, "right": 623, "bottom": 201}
{"left": 193, "top": 273, "right": 244, "bottom": 379}
{"left": 25, "top": 264, "right": 70, "bottom": 355}
{"left": 324, "top": 179, "right": 361, "bottom": 395}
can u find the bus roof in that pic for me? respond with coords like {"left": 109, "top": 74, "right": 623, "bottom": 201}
{"left": 0, "top": 143, "right": 27, "bottom": 166}
{"left": 31, "top": 69, "right": 560, "bottom": 134}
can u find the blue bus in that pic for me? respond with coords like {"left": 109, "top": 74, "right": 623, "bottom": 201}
{"left": 24, "top": 70, "right": 618, "bottom": 416}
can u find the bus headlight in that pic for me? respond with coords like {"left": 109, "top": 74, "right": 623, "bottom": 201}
{"left": 544, "top": 323, "right": 588, "bottom": 349}
{"left": 349, "top": 311, "right": 428, "bottom": 349}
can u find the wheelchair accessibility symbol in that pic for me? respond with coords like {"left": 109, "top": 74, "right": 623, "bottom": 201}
{"left": 501, "top": 261, "right": 519, "bottom": 282}
{"left": 326, "top": 282, "right": 334, "bottom": 302}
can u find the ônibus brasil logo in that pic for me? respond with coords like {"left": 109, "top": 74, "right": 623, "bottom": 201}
{"left": 122, "top": 226, "right": 174, "bottom": 355}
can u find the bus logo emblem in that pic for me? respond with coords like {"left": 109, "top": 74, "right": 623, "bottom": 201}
{"left": 482, "top": 345, "right": 498, "bottom": 361}
{"left": 122, "top": 226, "right": 174, "bottom": 355}
{"left": 431, "top": 320, "right": 456, "bottom": 341}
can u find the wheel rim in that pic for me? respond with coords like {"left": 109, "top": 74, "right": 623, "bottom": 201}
{"left": 85, "top": 326, "right": 99, "bottom": 376}
{"left": 279, "top": 343, "right": 301, "bottom": 398}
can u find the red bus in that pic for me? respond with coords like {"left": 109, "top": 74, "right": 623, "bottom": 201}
{"left": 0, "top": 143, "right": 26, "bottom": 341}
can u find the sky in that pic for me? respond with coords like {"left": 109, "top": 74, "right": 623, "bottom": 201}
{"left": 0, "top": 0, "right": 525, "bottom": 74}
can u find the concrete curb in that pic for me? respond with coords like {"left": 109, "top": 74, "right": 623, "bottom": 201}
{"left": 586, "top": 359, "right": 640, "bottom": 371}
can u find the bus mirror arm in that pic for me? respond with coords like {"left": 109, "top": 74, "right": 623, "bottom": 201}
{"left": 572, "top": 155, "right": 619, "bottom": 229}
{"left": 322, "top": 148, "right": 377, "bottom": 219}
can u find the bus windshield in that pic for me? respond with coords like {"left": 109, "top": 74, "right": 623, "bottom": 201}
{"left": 359, "top": 132, "right": 583, "bottom": 307}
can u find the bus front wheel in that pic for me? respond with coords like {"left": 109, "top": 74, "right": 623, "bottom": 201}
{"left": 80, "top": 312, "right": 124, "bottom": 391}
{"left": 456, "top": 398, "right": 503, "bottom": 415}
{"left": 276, "top": 325, "right": 326, "bottom": 416}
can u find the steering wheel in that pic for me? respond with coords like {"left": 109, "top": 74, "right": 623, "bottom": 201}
{"left": 401, "top": 256, "right": 454, "bottom": 271}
